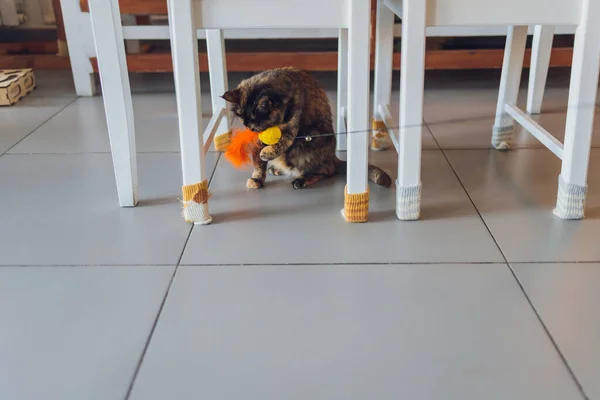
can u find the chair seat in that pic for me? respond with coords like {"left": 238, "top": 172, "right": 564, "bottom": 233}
{"left": 82, "top": 0, "right": 352, "bottom": 28}
{"left": 385, "top": 0, "right": 581, "bottom": 26}
{"left": 192, "top": 0, "right": 350, "bottom": 29}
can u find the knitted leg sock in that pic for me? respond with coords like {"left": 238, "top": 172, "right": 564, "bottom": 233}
{"left": 396, "top": 182, "right": 421, "bottom": 221}
{"left": 213, "top": 131, "right": 232, "bottom": 152}
{"left": 553, "top": 175, "right": 587, "bottom": 220}
{"left": 491, "top": 125, "right": 513, "bottom": 150}
{"left": 182, "top": 179, "right": 213, "bottom": 225}
{"left": 371, "top": 119, "right": 393, "bottom": 151}
{"left": 341, "top": 185, "right": 369, "bottom": 222}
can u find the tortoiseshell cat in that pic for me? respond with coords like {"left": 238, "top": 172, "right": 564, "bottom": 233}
{"left": 222, "top": 67, "right": 392, "bottom": 189}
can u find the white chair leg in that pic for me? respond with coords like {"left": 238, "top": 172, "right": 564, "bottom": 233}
{"left": 492, "top": 25, "right": 528, "bottom": 150}
{"left": 397, "top": 0, "right": 426, "bottom": 221}
{"left": 88, "top": 0, "right": 138, "bottom": 206}
{"left": 60, "top": 0, "right": 97, "bottom": 96}
{"left": 336, "top": 28, "right": 348, "bottom": 152}
{"left": 206, "top": 28, "right": 231, "bottom": 147}
{"left": 554, "top": 2, "right": 600, "bottom": 220}
{"left": 526, "top": 25, "right": 554, "bottom": 115}
{"left": 167, "top": 0, "right": 212, "bottom": 225}
{"left": 371, "top": 0, "right": 395, "bottom": 151}
{"left": 342, "top": 0, "right": 371, "bottom": 223}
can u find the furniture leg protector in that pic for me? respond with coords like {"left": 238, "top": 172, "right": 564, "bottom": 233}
{"left": 341, "top": 185, "right": 370, "bottom": 223}
{"left": 182, "top": 179, "right": 213, "bottom": 225}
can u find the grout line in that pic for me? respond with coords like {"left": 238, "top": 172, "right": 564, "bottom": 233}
{"left": 0, "top": 97, "right": 78, "bottom": 158}
{"left": 0, "top": 261, "right": 516, "bottom": 267}
{"left": 423, "top": 119, "right": 590, "bottom": 400}
{"left": 123, "top": 226, "right": 194, "bottom": 400}
{"left": 123, "top": 153, "right": 221, "bottom": 400}
{"left": 178, "top": 262, "right": 505, "bottom": 266}
{"left": 423, "top": 119, "right": 507, "bottom": 259}
{"left": 506, "top": 263, "right": 590, "bottom": 400}
{"left": 2, "top": 260, "right": 599, "bottom": 268}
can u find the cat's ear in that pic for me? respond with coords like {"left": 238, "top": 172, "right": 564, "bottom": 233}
{"left": 221, "top": 88, "right": 242, "bottom": 104}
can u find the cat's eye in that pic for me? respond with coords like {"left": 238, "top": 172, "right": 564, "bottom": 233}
{"left": 257, "top": 102, "right": 271, "bottom": 112}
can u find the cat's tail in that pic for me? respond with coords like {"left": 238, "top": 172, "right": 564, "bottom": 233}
{"left": 334, "top": 159, "right": 393, "bottom": 187}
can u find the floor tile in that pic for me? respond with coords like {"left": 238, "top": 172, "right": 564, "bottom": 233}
{"left": 0, "top": 265, "right": 174, "bottom": 400}
{"left": 445, "top": 149, "right": 600, "bottom": 262}
{"left": 424, "top": 80, "right": 600, "bottom": 150}
{"left": 29, "top": 70, "right": 79, "bottom": 98}
{"left": 0, "top": 95, "right": 74, "bottom": 155}
{"left": 0, "top": 153, "right": 218, "bottom": 265}
{"left": 9, "top": 72, "right": 254, "bottom": 155}
{"left": 181, "top": 148, "right": 502, "bottom": 264}
{"left": 513, "top": 263, "right": 600, "bottom": 400}
{"left": 129, "top": 264, "right": 582, "bottom": 400}
{"left": 8, "top": 95, "right": 206, "bottom": 154}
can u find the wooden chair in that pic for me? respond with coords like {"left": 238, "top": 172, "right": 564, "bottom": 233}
{"left": 87, "top": 0, "right": 373, "bottom": 224}
{"left": 374, "top": 0, "right": 599, "bottom": 220}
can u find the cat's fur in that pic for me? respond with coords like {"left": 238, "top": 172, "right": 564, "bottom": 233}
{"left": 222, "top": 67, "right": 392, "bottom": 189}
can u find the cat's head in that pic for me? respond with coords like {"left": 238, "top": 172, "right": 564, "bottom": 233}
{"left": 221, "top": 86, "right": 288, "bottom": 133}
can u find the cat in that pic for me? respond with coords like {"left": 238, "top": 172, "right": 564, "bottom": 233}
{"left": 221, "top": 67, "right": 392, "bottom": 189}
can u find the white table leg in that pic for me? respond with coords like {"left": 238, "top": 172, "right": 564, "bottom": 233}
{"left": 492, "top": 25, "right": 528, "bottom": 150}
{"left": 206, "top": 29, "right": 231, "bottom": 148}
{"left": 554, "top": 0, "right": 600, "bottom": 220}
{"left": 61, "top": 0, "right": 97, "bottom": 96}
{"left": 336, "top": 28, "right": 348, "bottom": 152}
{"left": 342, "top": 0, "right": 371, "bottom": 223}
{"left": 397, "top": 0, "right": 426, "bottom": 221}
{"left": 88, "top": 0, "right": 138, "bottom": 206}
{"left": 526, "top": 25, "right": 554, "bottom": 115}
{"left": 372, "top": 0, "right": 394, "bottom": 151}
{"left": 167, "top": 0, "right": 212, "bottom": 225}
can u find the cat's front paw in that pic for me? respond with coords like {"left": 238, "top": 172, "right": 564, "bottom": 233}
{"left": 259, "top": 146, "right": 279, "bottom": 162}
{"left": 246, "top": 178, "right": 264, "bottom": 189}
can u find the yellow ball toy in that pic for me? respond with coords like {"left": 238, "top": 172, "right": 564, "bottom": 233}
{"left": 258, "top": 126, "right": 282, "bottom": 145}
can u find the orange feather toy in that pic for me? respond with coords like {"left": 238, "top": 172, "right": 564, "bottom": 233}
{"left": 224, "top": 128, "right": 260, "bottom": 169}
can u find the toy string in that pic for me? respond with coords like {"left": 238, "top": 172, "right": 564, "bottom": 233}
{"left": 293, "top": 123, "right": 409, "bottom": 141}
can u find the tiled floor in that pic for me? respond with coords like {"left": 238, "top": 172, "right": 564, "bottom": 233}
{"left": 1, "top": 70, "right": 599, "bottom": 400}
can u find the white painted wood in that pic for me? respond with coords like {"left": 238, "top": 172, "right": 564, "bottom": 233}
{"left": 60, "top": 0, "right": 96, "bottom": 96}
{"left": 119, "top": 23, "right": 576, "bottom": 41}
{"left": 397, "top": 0, "right": 426, "bottom": 188}
{"left": 167, "top": 0, "right": 207, "bottom": 186}
{"left": 386, "top": 0, "right": 582, "bottom": 26}
{"left": 206, "top": 29, "right": 231, "bottom": 145}
{"left": 526, "top": 25, "right": 555, "bottom": 114}
{"left": 494, "top": 26, "right": 528, "bottom": 130}
{"left": 336, "top": 28, "right": 348, "bottom": 152}
{"left": 420, "top": 25, "right": 574, "bottom": 37}
{"left": 203, "top": 107, "right": 226, "bottom": 154}
{"left": 378, "top": 104, "right": 399, "bottom": 152}
{"left": 560, "top": 0, "right": 600, "bottom": 187}
{"left": 122, "top": 26, "right": 343, "bottom": 39}
{"left": 373, "top": 0, "right": 395, "bottom": 123}
{"left": 346, "top": 0, "right": 371, "bottom": 194}
{"left": 505, "top": 104, "right": 564, "bottom": 159}
{"left": 88, "top": 0, "right": 138, "bottom": 206}
{"left": 192, "top": 0, "right": 348, "bottom": 29}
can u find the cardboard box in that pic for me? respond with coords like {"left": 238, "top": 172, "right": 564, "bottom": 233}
{"left": 0, "top": 69, "right": 36, "bottom": 106}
